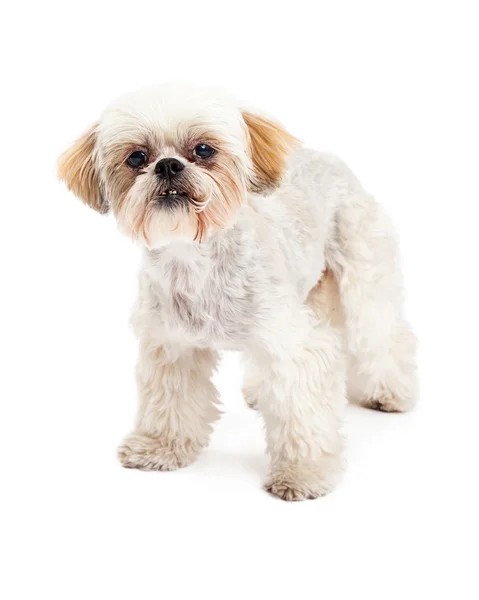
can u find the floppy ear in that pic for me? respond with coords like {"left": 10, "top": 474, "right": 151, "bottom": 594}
{"left": 242, "top": 112, "right": 300, "bottom": 192}
{"left": 57, "top": 124, "right": 108, "bottom": 213}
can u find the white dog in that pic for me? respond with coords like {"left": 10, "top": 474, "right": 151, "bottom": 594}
{"left": 58, "top": 82, "right": 417, "bottom": 501}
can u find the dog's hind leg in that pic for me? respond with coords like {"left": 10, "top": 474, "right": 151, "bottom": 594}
{"left": 328, "top": 193, "right": 418, "bottom": 412}
{"left": 242, "top": 365, "right": 261, "bottom": 410}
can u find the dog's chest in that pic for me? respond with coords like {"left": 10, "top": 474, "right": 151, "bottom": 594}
{"left": 146, "top": 248, "right": 254, "bottom": 349}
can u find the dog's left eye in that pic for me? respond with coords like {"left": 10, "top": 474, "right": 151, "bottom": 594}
{"left": 193, "top": 144, "right": 215, "bottom": 159}
{"left": 127, "top": 151, "right": 148, "bottom": 168}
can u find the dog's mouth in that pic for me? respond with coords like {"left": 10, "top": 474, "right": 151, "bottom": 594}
{"left": 155, "top": 189, "right": 193, "bottom": 209}
{"left": 158, "top": 189, "right": 182, "bottom": 198}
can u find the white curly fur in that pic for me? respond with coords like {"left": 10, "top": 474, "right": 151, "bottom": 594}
{"left": 59, "top": 83, "right": 417, "bottom": 501}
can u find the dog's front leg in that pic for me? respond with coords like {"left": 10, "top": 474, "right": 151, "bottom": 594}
{"left": 118, "top": 344, "right": 220, "bottom": 471}
{"left": 250, "top": 317, "right": 346, "bottom": 501}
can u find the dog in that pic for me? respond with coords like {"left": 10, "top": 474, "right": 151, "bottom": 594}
{"left": 58, "top": 82, "right": 417, "bottom": 501}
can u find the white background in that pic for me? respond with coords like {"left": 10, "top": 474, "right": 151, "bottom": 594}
{"left": 1, "top": 1, "right": 478, "bottom": 598}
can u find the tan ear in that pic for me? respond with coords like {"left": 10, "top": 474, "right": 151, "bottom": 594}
{"left": 242, "top": 112, "right": 300, "bottom": 192}
{"left": 57, "top": 124, "right": 108, "bottom": 213}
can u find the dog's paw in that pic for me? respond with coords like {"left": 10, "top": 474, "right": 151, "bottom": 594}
{"left": 265, "top": 478, "right": 322, "bottom": 501}
{"left": 265, "top": 457, "right": 343, "bottom": 502}
{"left": 360, "top": 389, "right": 416, "bottom": 413}
{"left": 118, "top": 433, "right": 197, "bottom": 471}
{"left": 242, "top": 387, "right": 259, "bottom": 410}
{"left": 361, "top": 397, "right": 403, "bottom": 412}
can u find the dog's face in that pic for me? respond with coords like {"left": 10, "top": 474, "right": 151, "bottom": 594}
{"left": 58, "top": 83, "right": 298, "bottom": 248}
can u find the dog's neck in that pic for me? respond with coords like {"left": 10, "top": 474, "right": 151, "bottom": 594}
{"left": 142, "top": 215, "right": 250, "bottom": 298}
{"left": 144, "top": 203, "right": 255, "bottom": 270}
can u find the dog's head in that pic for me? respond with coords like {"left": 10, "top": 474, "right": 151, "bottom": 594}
{"left": 58, "top": 83, "right": 298, "bottom": 248}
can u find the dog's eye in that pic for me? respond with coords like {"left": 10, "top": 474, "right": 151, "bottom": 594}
{"left": 193, "top": 144, "right": 215, "bottom": 159}
{"left": 127, "top": 151, "right": 148, "bottom": 168}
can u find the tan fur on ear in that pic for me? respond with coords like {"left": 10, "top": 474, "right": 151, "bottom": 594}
{"left": 58, "top": 124, "right": 107, "bottom": 213}
{"left": 242, "top": 112, "right": 300, "bottom": 192}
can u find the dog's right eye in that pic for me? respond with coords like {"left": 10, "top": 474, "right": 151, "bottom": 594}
{"left": 127, "top": 151, "right": 148, "bottom": 168}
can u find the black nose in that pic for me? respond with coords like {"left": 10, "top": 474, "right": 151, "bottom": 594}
{"left": 155, "top": 158, "right": 185, "bottom": 179}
